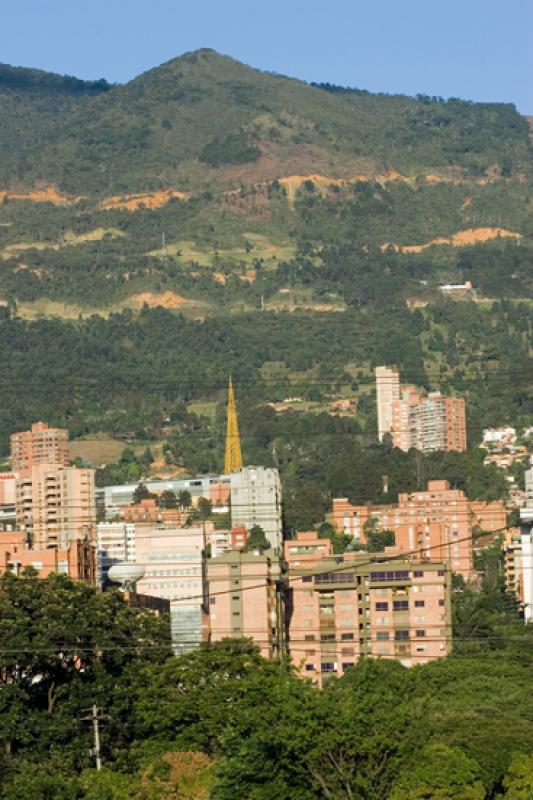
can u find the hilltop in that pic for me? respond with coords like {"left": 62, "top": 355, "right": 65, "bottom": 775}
{"left": 0, "top": 48, "right": 531, "bottom": 317}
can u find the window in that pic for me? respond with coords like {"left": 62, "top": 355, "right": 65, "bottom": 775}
{"left": 209, "top": 597, "right": 216, "bottom": 605}
{"left": 413, "top": 570, "right": 424, "bottom": 578}
{"left": 302, "top": 576, "right": 312, "bottom": 583}
{"left": 375, "top": 602, "right": 389, "bottom": 611}
{"left": 232, "top": 611, "right": 240, "bottom": 617}
{"left": 376, "top": 631, "right": 390, "bottom": 641}
{"left": 393, "top": 600, "right": 409, "bottom": 611}
{"left": 341, "top": 647, "right": 355, "bottom": 655}
{"left": 304, "top": 634, "right": 315, "bottom": 641}
{"left": 321, "top": 633, "right": 335, "bottom": 642}
{"left": 375, "top": 616, "right": 390, "bottom": 625}
{"left": 437, "top": 570, "right": 445, "bottom": 576}
{"left": 370, "top": 570, "right": 410, "bottom": 582}
{"left": 342, "top": 662, "right": 355, "bottom": 671}
{"left": 415, "top": 646, "right": 426, "bottom": 653}
{"left": 415, "top": 630, "right": 426, "bottom": 638}
{"left": 304, "top": 664, "right": 315, "bottom": 672}
{"left": 321, "top": 663, "right": 335, "bottom": 672}
{"left": 414, "top": 600, "right": 425, "bottom": 608}
{"left": 438, "top": 599, "right": 445, "bottom": 607}
{"left": 341, "top": 633, "right": 354, "bottom": 641}
{"left": 395, "top": 630, "right": 409, "bottom": 641}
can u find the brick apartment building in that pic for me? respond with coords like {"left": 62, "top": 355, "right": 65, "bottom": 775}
{"left": 207, "top": 548, "right": 285, "bottom": 659}
{"left": 376, "top": 367, "right": 467, "bottom": 453}
{"left": 284, "top": 532, "right": 451, "bottom": 686}
{"left": 10, "top": 421, "right": 70, "bottom": 472}
{"left": 332, "top": 480, "right": 506, "bottom": 580}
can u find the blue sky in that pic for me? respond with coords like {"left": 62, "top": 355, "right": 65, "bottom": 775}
{"left": 2, "top": 0, "right": 532, "bottom": 113}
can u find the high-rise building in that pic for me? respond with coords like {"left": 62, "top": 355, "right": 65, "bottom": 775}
{"left": 417, "top": 393, "right": 466, "bottom": 453}
{"left": 375, "top": 366, "right": 400, "bottom": 441}
{"left": 376, "top": 367, "right": 466, "bottom": 453}
{"left": 207, "top": 549, "right": 285, "bottom": 659}
{"left": 332, "top": 480, "right": 507, "bottom": 580}
{"left": 16, "top": 464, "right": 96, "bottom": 550}
{"left": 230, "top": 466, "right": 283, "bottom": 549}
{"left": 284, "top": 531, "right": 451, "bottom": 686}
{"left": 11, "top": 422, "right": 69, "bottom": 472}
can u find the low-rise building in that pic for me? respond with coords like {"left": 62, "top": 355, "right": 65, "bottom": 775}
{"left": 0, "top": 529, "right": 96, "bottom": 583}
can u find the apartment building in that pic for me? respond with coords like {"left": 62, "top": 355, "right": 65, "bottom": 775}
{"left": 376, "top": 366, "right": 401, "bottom": 442}
{"left": 375, "top": 367, "right": 466, "bottom": 453}
{"left": 11, "top": 421, "right": 69, "bottom": 472}
{"left": 0, "top": 529, "right": 96, "bottom": 583}
{"left": 285, "top": 531, "right": 450, "bottom": 686}
{"left": 16, "top": 464, "right": 96, "bottom": 550}
{"left": 207, "top": 549, "right": 285, "bottom": 659}
{"left": 230, "top": 466, "right": 283, "bottom": 549}
{"left": 333, "top": 480, "right": 506, "bottom": 579}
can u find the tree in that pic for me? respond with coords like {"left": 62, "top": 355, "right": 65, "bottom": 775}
{"left": 243, "top": 525, "right": 270, "bottom": 553}
{"left": 197, "top": 497, "right": 212, "bottom": 521}
{"left": 389, "top": 743, "right": 485, "bottom": 799}
{"left": 366, "top": 529, "right": 395, "bottom": 552}
{"left": 177, "top": 490, "right": 192, "bottom": 510}
{"left": 159, "top": 490, "right": 178, "bottom": 509}
{"left": 500, "top": 753, "right": 533, "bottom": 799}
{"left": 133, "top": 482, "right": 154, "bottom": 504}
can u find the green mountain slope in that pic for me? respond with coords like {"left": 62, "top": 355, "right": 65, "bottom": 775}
{"left": 0, "top": 49, "right": 531, "bottom": 193}
{"left": 0, "top": 48, "right": 531, "bottom": 315}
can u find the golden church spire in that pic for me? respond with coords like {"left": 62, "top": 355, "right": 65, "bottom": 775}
{"left": 224, "top": 375, "right": 243, "bottom": 474}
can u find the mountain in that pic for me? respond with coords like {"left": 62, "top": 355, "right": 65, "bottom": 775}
{"left": 0, "top": 48, "right": 531, "bottom": 317}
{"left": 0, "top": 48, "right": 530, "bottom": 193}
{"left": 0, "top": 50, "right": 530, "bottom": 470}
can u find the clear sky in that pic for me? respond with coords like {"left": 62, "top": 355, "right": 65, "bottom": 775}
{"left": 2, "top": 0, "right": 532, "bottom": 113}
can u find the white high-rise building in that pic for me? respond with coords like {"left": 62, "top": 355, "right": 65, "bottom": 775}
{"left": 230, "top": 467, "right": 283, "bottom": 549}
{"left": 375, "top": 366, "right": 400, "bottom": 442}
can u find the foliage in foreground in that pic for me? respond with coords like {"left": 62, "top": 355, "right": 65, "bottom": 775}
{"left": 2, "top": 575, "right": 533, "bottom": 797}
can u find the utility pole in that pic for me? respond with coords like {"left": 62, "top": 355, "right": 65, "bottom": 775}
{"left": 82, "top": 705, "right": 104, "bottom": 770}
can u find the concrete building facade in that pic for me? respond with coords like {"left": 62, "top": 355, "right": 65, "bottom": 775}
{"left": 134, "top": 526, "right": 209, "bottom": 654}
{"left": 376, "top": 366, "right": 401, "bottom": 442}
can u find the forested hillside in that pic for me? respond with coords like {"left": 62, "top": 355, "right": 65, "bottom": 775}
{"left": 0, "top": 48, "right": 531, "bottom": 478}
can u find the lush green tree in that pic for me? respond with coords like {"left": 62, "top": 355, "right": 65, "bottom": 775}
{"left": 158, "top": 490, "right": 177, "bottom": 509}
{"left": 242, "top": 525, "right": 270, "bottom": 552}
{"left": 177, "top": 490, "right": 192, "bottom": 510}
{"left": 500, "top": 753, "right": 533, "bottom": 799}
{"left": 389, "top": 743, "right": 485, "bottom": 799}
